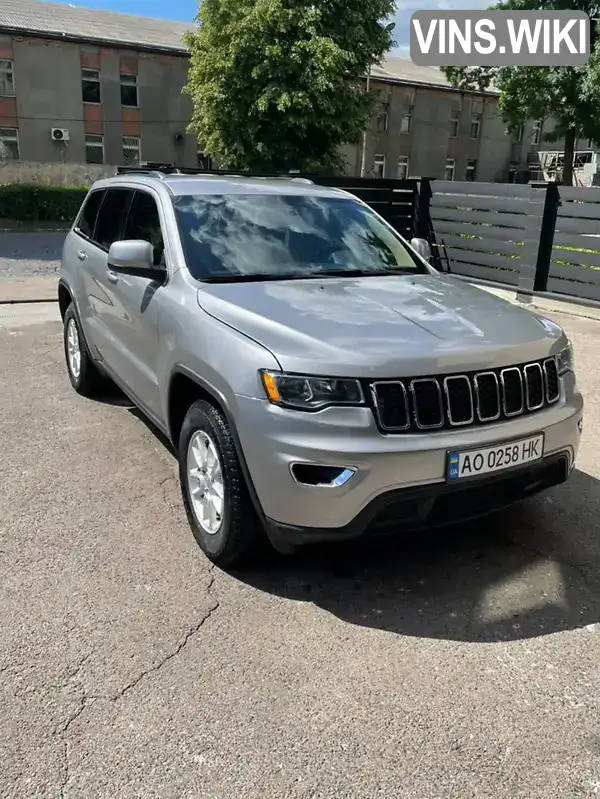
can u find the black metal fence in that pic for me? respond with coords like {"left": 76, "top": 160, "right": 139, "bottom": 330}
{"left": 416, "top": 179, "right": 600, "bottom": 305}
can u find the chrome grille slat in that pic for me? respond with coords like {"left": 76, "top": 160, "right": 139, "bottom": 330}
{"left": 500, "top": 367, "right": 524, "bottom": 417}
{"left": 543, "top": 357, "right": 560, "bottom": 404}
{"left": 370, "top": 358, "right": 560, "bottom": 434}
{"left": 473, "top": 371, "right": 500, "bottom": 422}
{"left": 524, "top": 363, "right": 545, "bottom": 411}
{"left": 443, "top": 375, "right": 474, "bottom": 426}
{"left": 410, "top": 378, "right": 444, "bottom": 429}
{"left": 370, "top": 380, "right": 409, "bottom": 431}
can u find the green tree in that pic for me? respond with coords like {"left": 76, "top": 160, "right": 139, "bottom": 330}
{"left": 183, "top": 0, "right": 395, "bottom": 173}
{"left": 442, "top": 0, "right": 600, "bottom": 186}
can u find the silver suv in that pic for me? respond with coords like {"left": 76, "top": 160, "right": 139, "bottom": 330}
{"left": 58, "top": 170, "right": 583, "bottom": 567}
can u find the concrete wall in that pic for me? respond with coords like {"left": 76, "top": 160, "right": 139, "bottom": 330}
{"left": 12, "top": 37, "right": 87, "bottom": 163}
{"left": 0, "top": 33, "right": 199, "bottom": 168}
{"left": 476, "top": 98, "right": 514, "bottom": 182}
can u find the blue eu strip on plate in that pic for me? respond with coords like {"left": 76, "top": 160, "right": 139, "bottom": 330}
{"left": 448, "top": 453, "right": 460, "bottom": 480}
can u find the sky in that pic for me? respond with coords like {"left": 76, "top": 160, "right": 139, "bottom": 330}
{"left": 45, "top": 0, "right": 491, "bottom": 56}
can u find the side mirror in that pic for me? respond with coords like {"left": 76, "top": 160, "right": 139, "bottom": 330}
{"left": 410, "top": 237, "right": 432, "bottom": 262}
{"left": 108, "top": 240, "right": 162, "bottom": 275}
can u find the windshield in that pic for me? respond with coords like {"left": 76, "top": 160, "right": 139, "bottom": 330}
{"left": 171, "top": 193, "right": 427, "bottom": 282}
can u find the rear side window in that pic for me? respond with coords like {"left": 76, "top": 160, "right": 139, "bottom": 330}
{"left": 74, "top": 189, "right": 105, "bottom": 240}
{"left": 95, "top": 188, "right": 133, "bottom": 250}
{"left": 122, "top": 191, "right": 165, "bottom": 266}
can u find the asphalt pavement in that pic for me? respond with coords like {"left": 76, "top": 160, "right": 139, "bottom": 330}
{"left": 2, "top": 300, "right": 600, "bottom": 798}
{"left": 0, "top": 232, "right": 64, "bottom": 282}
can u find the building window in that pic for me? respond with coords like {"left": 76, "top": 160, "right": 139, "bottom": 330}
{"left": 373, "top": 154, "right": 386, "bottom": 178}
{"left": 81, "top": 69, "right": 101, "bottom": 104}
{"left": 0, "top": 60, "right": 14, "bottom": 96}
{"left": 376, "top": 103, "right": 389, "bottom": 133}
{"left": 397, "top": 156, "right": 409, "bottom": 180}
{"left": 449, "top": 108, "right": 460, "bottom": 138}
{"left": 532, "top": 120, "right": 542, "bottom": 145}
{"left": 470, "top": 114, "right": 481, "bottom": 139}
{"left": 466, "top": 159, "right": 477, "bottom": 181}
{"left": 444, "top": 158, "right": 455, "bottom": 181}
{"left": 120, "top": 75, "right": 138, "bottom": 108}
{"left": 85, "top": 133, "right": 104, "bottom": 165}
{"left": 400, "top": 108, "right": 413, "bottom": 134}
{"left": 0, "top": 127, "right": 19, "bottom": 160}
{"left": 587, "top": 138, "right": 595, "bottom": 149}
{"left": 122, "top": 136, "right": 141, "bottom": 165}
{"left": 514, "top": 125, "right": 524, "bottom": 143}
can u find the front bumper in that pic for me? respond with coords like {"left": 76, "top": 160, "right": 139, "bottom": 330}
{"left": 233, "top": 374, "right": 583, "bottom": 546}
{"left": 263, "top": 452, "right": 570, "bottom": 547}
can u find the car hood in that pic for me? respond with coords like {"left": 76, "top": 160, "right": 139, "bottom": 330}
{"left": 196, "top": 274, "right": 565, "bottom": 378}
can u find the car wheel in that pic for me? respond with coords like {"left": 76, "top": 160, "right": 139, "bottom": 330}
{"left": 63, "top": 304, "right": 105, "bottom": 397}
{"left": 179, "top": 399, "right": 261, "bottom": 568}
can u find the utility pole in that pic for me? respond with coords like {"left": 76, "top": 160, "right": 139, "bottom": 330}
{"left": 360, "top": 65, "right": 371, "bottom": 178}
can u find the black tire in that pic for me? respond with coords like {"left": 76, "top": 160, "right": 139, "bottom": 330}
{"left": 179, "top": 399, "right": 262, "bottom": 568}
{"left": 63, "top": 303, "right": 106, "bottom": 398}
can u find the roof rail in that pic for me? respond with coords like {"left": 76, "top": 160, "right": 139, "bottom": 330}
{"left": 116, "top": 163, "right": 181, "bottom": 178}
{"left": 115, "top": 164, "right": 313, "bottom": 184}
{"left": 189, "top": 172, "right": 315, "bottom": 184}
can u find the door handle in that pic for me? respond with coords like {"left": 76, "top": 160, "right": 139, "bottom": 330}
{"left": 77, "top": 250, "right": 87, "bottom": 261}
{"left": 107, "top": 269, "right": 119, "bottom": 284}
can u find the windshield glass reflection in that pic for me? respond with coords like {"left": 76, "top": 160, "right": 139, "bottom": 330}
{"left": 172, "top": 193, "right": 426, "bottom": 281}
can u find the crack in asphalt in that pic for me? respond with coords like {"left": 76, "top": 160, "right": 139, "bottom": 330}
{"left": 159, "top": 473, "right": 181, "bottom": 511}
{"left": 92, "top": 598, "right": 220, "bottom": 704}
{"left": 56, "top": 573, "right": 219, "bottom": 798}
{"left": 57, "top": 654, "right": 93, "bottom": 799}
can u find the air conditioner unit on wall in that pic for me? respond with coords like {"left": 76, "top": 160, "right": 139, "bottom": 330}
{"left": 51, "top": 128, "right": 70, "bottom": 142}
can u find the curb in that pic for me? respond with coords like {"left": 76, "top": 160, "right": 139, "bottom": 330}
{"left": 0, "top": 276, "right": 58, "bottom": 306}
{"left": 0, "top": 297, "right": 58, "bottom": 305}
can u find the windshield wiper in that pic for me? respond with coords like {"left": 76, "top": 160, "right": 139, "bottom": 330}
{"left": 200, "top": 268, "right": 417, "bottom": 283}
{"left": 200, "top": 273, "right": 305, "bottom": 283}
{"left": 311, "top": 267, "right": 416, "bottom": 277}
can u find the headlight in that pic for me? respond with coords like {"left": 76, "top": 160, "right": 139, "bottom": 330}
{"left": 260, "top": 370, "right": 364, "bottom": 410}
{"left": 557, "top": 340, "right": 574, "bottom": 375}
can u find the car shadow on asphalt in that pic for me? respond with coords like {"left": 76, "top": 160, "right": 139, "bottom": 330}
{"left": 94, "top": 388, "right": 177, "bottom": 453}
{"left": 234, "top": 468, "right": 600, "bottom": 644}
{"left": 107, "top": 387, "right": 600, "bottom": 644}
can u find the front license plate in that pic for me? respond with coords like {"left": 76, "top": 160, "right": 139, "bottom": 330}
{"left": 446, "top": 433, "right": 544, "bottom": 482}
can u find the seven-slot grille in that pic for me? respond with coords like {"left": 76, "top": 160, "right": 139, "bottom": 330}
{"left": 370, "top": 357, "right": 560, "bottom": 433}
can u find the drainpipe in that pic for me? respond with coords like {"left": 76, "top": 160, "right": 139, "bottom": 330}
{"left": 360, "top": 65, "right": 372, "bottom": 178}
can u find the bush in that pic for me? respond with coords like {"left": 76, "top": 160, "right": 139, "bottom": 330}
{"left": 0, "top": 184, "right": 89, "bottom": 222}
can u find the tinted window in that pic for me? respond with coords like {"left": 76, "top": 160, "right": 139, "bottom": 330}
{"left": 123, "top": 191, "right": 165, "bottom": 266}
{"left": 75, "top": 189, "right": 104, "bottom": 240}
{"left": 171, "top": 194, "right": 424, "bottom": 282}
{"left": 95, "top": 188, "right": 132, "bottom": 250}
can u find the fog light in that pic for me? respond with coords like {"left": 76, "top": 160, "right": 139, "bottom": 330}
{"left": 291, "top": 464, "right": 356, "bottom": 487}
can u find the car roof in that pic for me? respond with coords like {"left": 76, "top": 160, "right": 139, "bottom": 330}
{"left": 90, "top": 172, "right": 354, "bottom": 199}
